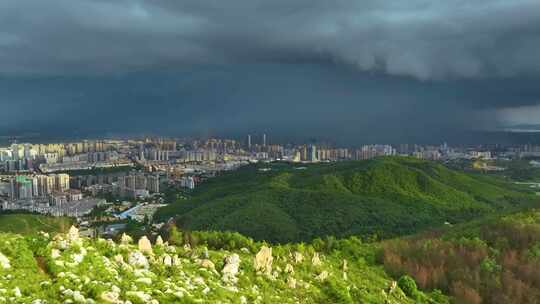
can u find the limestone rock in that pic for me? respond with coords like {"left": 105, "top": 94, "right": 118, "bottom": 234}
{"left": 388, "top": 281, "right": 398, "bottom": 294}
{"left": 200, "top": 259, "right": 215, "bottom": 270}
{"left": 172, "top": 255, "right": 181, "bottom": 266}
{"left": 113, "top": 254, "right": 124, "bottom": 264}
{"left": 285, "top": 263, "right": 294, "bottom": 274}
{"left": 51, "top": 249, "right": 61, "bottom": 259}
{"left": 162, "top": 254, "right": 172, "bottom": 266}
{"left": 73, "top": 291, "right": 85, "bottom": 303}
{"left": 312, "top": 252, "right": 322, "bottom": 267}
{"left": 222, "top": 254, "right": 241, "bottom": 283}
{"left": 138, "top": 236, "right": 153, "bottom": 255}
{"left": 0, "top": 252, "right": 11, "bottom": 269}
{"left": 316, "top": 270, "right": 329, "bottom": 281}
{"left": 155, "top": 235, "right": 164, "bottom": 246}
{"left": 254, "top": 246, "right": 273, "bottom": 274}
{"left": 287, "top": 276, "right": 297, "bottom": 289}
{"left": 128, "top": 251, "right": 149, "bottom": 268}
{"left": 67, "top": 226, "right": 79, "bottom": 242}
{"left": 293, "top": 251, "right": 304, "bottom": 264}
{"left": 126, "top": 291, "right": 152, "bottom": 303}
{"left": 240, "top": 296, "right": 247, "bottom": 304}
{"left": 120, "top": 233, "right": 133, "bottom": 245}
{"left": 100, "top": 291, "right": 120, "bottom": 303}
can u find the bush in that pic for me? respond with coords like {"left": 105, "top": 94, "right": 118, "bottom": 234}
{"left": 398, "top": 275, "right": 420, "bottom": 300}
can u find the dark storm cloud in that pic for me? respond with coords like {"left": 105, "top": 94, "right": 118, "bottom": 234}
{"left": 1, "top": 0, "right": 540, "bottom": 79}
{"left": 0, "top": 64, "right": 517, "bottom": 144}
{"left": 2, "top": 1, "right": 540, "bottom": 143}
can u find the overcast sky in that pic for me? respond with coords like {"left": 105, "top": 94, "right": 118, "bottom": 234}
{"left": 1, "top": 0, "right": 540, "bottom": 143}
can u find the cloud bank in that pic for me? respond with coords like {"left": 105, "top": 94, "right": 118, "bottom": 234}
{"left": 1, "top": 0, "right": 540, "bottom": 79}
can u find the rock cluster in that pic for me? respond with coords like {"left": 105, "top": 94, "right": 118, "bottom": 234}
{"left": 0, "top": 252, "right": 10, "bottom": 269}
{"left": 67, "top": 226, "right": 80, "bottom": 242}
{"left": 312, "top": 252, "right": 322, "bottom": 267}
{"left": 138, "top": 236, "right": 153, "bottom": 255}
{"left": 254, "top": 246, "right": 273, "bottom": 275}
{"left": 222, "top": 254, "right": 241, "bottom": 283}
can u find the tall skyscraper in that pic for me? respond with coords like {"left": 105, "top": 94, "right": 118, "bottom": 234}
{"left": 262, "top": 134, "right": 267, "bottom": 147}
{"left": 247, "top": 134, "right": 252, "bottom": 150}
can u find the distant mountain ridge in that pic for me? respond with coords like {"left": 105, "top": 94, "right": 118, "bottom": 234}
{"left": 156, "top": 157, "right": 535, "bottom": 243}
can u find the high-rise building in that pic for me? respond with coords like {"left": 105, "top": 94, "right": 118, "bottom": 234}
{"left": 10, "top": 176, "right": 33, "bottom": 200}
{"left": 247, "top": 134, "right": 252, "bottom": 150}
{"left": 262, "top": 134, "right": 267, "bottom": 147}
{"left": 55, "top": 174, "right": 70, "bottom": 192}
{"left": 147, "top": 175, "right": 160, "bottom": 193}
{"left": 307, "top": 145, "right": 318, "bottom": 162}
{"left": 135, "top": 174, "right": 147, "bottom": 190}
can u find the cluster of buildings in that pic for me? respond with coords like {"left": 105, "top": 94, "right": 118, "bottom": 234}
{"left": 0, "top": 140, "right": 132, "bottom": 173}
{"left": 115, "top": 173, "right": 161, "bottom": 199}
{"left": 4, "top": 135, "right": 540, "bottom": 219}
{"left": 7, "top": 173, "right": 76, "bottom": 202}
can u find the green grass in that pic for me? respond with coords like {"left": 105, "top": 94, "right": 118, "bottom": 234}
{"left": 0, "top": 228, "right": 448, "bottom": 303}
{"left": 0, "top": 213, "right": 73, "bottom": 234}
{"left": 156, "top": 157, "right": 537, "bottom": 243}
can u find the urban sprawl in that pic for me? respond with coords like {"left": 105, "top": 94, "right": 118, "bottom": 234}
{"left": 1, "top": 135, "right": 539, "bottom": 233}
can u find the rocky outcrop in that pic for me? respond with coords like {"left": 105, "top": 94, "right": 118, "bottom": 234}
{"left": 128, "top": 251, "right": 149, "bottom": 268}
{"left": 100, "top": 291, "right": 121, "bottom": 303}
{"left": 222, "top": 254, "right": 241, "bottom": 283}
{"left": 200, "top": 259, "right": 216, "bottom": 270}
{"left": 155, "top": 235, "right": 164, "bottom": 246}
{"left": 162, "top": 254, "right": 172, "bottom": 266}
{"left": 67, "top": 226, "right": 79, "bottom": 242}
{"left": 138, "top": 236, "right": 153, "bottom": 255}
{"left": 312, "top": 252, "right": 322, "bottom": 267}
{"left": 293, "top": 251, "right": 304, "bottom": 264}
{"left": 316, "top": 270, "right": 329, "bottom": 282}
{"left": 287, "top": 276, "right": 297, "bottom": 289}
{"left": 285, "top": 263, "right": 294, "bottom": 274}
{"left": 120, "top": 233, "right": 133, "bottom": 245}
{"left": 0, "top": 252, "right": 10, "bottom": 269}
{"left": 254, "top": 246, "right": 273, "bottom": 275}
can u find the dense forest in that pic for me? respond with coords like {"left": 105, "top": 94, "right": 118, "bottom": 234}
{"left": 380, "top": 208, "right": 540, "bottom": 304}
{"left": 156, "top": 157, "right": 536, "bottom": 242}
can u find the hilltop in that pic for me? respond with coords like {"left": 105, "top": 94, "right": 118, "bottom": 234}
{"left": 156, "top": 157, "right": 535, "bottom": 242}
{"left": 0, "top": 227, "right": 447, "bottom": 303}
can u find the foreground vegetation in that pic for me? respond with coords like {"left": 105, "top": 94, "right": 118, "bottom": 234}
{"left": 156, "top": 157, "right": 535, "bottom": 242}
{"left": 380, "top": 208, "right": 540, "bottom": 304}
{"left": 0, "top": 227, "right": 447, "bottom": 303}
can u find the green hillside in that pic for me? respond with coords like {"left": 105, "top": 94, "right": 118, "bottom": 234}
{"left": 0, "top": 228, "right": 448, "bottom": 303}
{"left": 156, "top": 157, "right": 536, "bottom": 243}
{"left": 0, "top": 213, "right": 73, "bottom": 234}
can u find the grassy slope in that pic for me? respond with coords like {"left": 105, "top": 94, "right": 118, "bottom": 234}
{"left": 0, "top": 213, "right": 73, "bottom": 234}
{"left": 156, "top": 157, "right": 536, "bottom": 243}
{"left": 0, "top": 230, "right": 448, "bottom": 303}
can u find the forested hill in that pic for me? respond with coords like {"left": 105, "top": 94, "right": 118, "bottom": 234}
{"left": 380, "top": 207, "right": 540, "bottom": 304}
{"left": 156, "top": 157, "right": 536, "bottom": 243}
